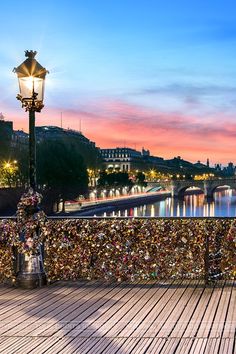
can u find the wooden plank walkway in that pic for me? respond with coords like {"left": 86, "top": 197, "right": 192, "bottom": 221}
{"left": 0, "top": 280, "right": 235, "bottom": 353}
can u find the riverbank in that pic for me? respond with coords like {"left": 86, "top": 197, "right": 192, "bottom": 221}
{"left": 64, "top": 186, "right": 230, "bottom": 217}
{"left": 64, "top": 188, "right": 208, "bottom": 216}
{"left": 65, "top": 191, "right": 170, "bottom": 216}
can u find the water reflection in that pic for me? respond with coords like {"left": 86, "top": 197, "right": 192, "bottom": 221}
{"left": 102, "top": 189, "right": 236, "bottom": 217}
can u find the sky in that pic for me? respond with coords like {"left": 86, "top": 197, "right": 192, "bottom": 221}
{"left": 1, "top": 0, "right": 236, "bottom": 165}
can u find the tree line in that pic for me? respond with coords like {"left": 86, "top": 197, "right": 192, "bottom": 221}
{"left": 0, "top": 129, "right": 102, "bottom": 213}
{"left": 0, "top": 128, "right": 146, "bottom": 214}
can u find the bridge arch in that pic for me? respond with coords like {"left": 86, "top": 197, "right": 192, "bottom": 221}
{"left": 206, "top": 184, "right": 236, "bottom": 199}
{"left": 146, "top": 179, "right": 236, "bottom": 199}
{"left": 171, "top": 180, "right": 205, "bottom": 198}
{"left": 173, "top": 185, "right": 204, "bottom": 198}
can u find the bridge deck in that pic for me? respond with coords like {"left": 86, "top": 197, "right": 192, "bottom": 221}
{"left": 0, "top": 280, "right": 235, "bottom": 353}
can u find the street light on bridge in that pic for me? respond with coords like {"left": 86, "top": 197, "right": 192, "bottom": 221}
{"left": 13, "top": 50, "right": 48, "bottom": 189}
{"left": 13, "top": 51, "right": 48, "bottom": 289}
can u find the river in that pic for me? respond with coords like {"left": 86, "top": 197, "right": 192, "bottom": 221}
{"left": 100, "top": 189, "right": 236, "bottom": 217}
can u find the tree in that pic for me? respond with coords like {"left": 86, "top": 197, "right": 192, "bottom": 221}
{"left": 37, "top": 139, "right": 88, "bottom": 212}
{"left": 97, "top": 171, "right": 133, "bottom": 188}
{"left": 135, "top": 172, "right": 147, "bottom": 187}
{"left": 58, "top": 135, "right": 103, "bottom": 171}
{"left": 0, "top": 120, "right": 12, "bottom": 161}
{"left": 0, "top": 161, "right": 20, "bottom": 187}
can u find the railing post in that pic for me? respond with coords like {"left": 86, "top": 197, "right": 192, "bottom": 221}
{"left": 204, "top": 223, "right": 210, "bottom": 285}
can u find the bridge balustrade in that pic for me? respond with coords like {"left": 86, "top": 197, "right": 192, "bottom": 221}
{"left": 147, "top": 178, "right": 236, "bottom": 198}
{"left": 0, "top": 217, "right": 235, "bottom": 284}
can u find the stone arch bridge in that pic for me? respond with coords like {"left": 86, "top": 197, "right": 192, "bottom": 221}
{"left": 146, "top": 178, "right": 236, "bottom": 199}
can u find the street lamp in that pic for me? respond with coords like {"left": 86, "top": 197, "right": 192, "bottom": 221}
{"left": 13, "top": 50, "right": 48, "bottom": 190}
{"left": 13, "top": 51, "right": 48, "bottom": 289}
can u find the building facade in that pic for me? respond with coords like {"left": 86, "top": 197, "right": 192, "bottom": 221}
{"left": 100, "top": 147, "right": 144, "bottom": 172}
{"left": 35, "top": 126, "right": 96, "bottom": 147}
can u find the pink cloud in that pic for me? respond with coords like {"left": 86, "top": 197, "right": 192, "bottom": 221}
{"left": 7, "top": 98, "right": 236, "bottom": 165}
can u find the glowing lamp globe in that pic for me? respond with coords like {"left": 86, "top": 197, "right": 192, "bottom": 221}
{"left": 13, "top": 50, "right": 48, "bottom": 112}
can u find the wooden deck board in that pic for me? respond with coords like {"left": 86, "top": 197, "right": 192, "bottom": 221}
{"left": 39, "top": 282, "right": 131, "bottom": 337}
{"left": 117, "top": 281, "right": 171, "bottom": 338}
{"left": 189, "top": 338, "right": 208, "bottom": 354}
{"left": 68, "top": 282, "right": 141, "bottom": 337}
{"left": 53, "top": 281, "right": 148, "bottom": 338}
{"left": 0, "top": 285, "right": 63, "bottom": 316}
{"left": 0, "top": 284, "right": 80, "bottom": 335}
{"left": 78, "top": 281, "right": 159, "bottom": 338}
{"left": 183, "top": 285, "right": 215, "bottom": 338}
{"left": 115, "top": 338, "right": 142, "bottom": 354}
{"left": 207, "top": 282, "right": 235, "bottom": 354}
{"left": 72, "top": 338, "right": 101, "bottom": 354}
{"left": 99, "top": 337, "right": 131, "bottom": 354}
{"left": 170, "top": 282, "right": 206, "bottom": 338}
{"left": 1, "top": 280, "right": 103, "bottom": 336}
{"left": 126, "top": 337, "right": 153, "bottom": 353}
{"left": 88, "top": 338, "right": 117, "bottom": 354}
{"left": 222, "top": 282, "right": 236, "bottom": 338}
{"left": 157, "top": 280, "right": 199, "bottom": 337}
{"left": 14, "top": 337, "right": 50, "bottom": 354}
{"left": 17, "top": 281, "right": 108, "bottom": 337}
{"left": 130, "top": 282, "right": 180, "bottom": 338}
{"left": 143, "top": 338, "right": 167, "bottom": 354}
{"left": 97, "top": 282, "right": 157, "bottom": 338}
{"left": 0, "top": 286, "right": 21, "bottom": 298}
{"left": 219, "top": 338, "right": 235, "bottom": 354}
{"left": 0, "top": 337, "right": 32, "bottom": 353}
{"left": 196, "top": 282, "right": 225, "bottom": 338}
{"left": 0, "top": 280, "right": 234, "bottom": 354}
{"left": 20, "top": 337, "right": 61, "bottom": 354}
{"left": 43, "top": 337, "right": 88, "bottom": 354}
{"left": 173, "top": 338, "right": 195, "bottom": 354}
{"left": 143, "top": 280, "right": 190, "bottom": 337}
{"left": 160, "top": 337, "right": 181, "bottom": 354}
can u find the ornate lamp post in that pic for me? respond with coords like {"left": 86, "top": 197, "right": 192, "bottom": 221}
{"left": 13, "top": 50, "right": 48, "bottom": 189}
{"left": 13, "top": 51, "right": 48, "bottom": 288}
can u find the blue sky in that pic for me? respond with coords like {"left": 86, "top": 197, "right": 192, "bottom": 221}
{"left": 1, "top": 0, "right": 236, "bottom": 163}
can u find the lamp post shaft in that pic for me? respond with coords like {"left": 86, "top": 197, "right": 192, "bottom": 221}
{"left": 14, "top": 50, "right": 48, "bottom": 289}
{"left": 29, "top": 109, "right": 36, "bottom": 190}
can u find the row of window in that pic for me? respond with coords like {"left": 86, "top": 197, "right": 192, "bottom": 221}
{"left": 102, "top": 153, "right": 130, "bottom": 158}
{"left": 104, "top": 158, "right": 131, "bottom": 162}
{"left": 108, "top": 164, "right": 130, "bottom": 171}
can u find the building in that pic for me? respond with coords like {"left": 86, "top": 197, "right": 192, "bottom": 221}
{"left": 35, "top": 126, "right": 96, "bottom": 147}
{"left": 0, "top": 114, "right": 14, "bottom": 159}
{"left": 222, "top": 162, "right": 235, "bottom": 176}
{"left": 0, "top": 113, "right": 13, "bottom": 140}
{"left": 12, "top": 130, "right": 28, "bottom": 148}
{"left": 194, "top": 160, "right": 208, "bottom": 169}
{"left": 100, "top": 147, "right": 144, "bottom": 172}
{"left": 215, "top": 163, "right": 222, "bottom": 172}
{"left": 141, "top": 148, "right": 150, "bottom": 157}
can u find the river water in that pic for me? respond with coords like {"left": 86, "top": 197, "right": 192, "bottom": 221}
{"left": 102, "top": 189, "right": 236, "bottom": 217}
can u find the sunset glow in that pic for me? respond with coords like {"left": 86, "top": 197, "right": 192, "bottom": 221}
{"left": 1, "top": 0, "right": 236, "bottom": 165}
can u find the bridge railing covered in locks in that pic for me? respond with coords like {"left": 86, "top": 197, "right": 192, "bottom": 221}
{"left": 0, "top": 217, "right": 235, "bottom": 284}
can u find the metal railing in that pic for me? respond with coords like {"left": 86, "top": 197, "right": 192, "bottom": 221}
{"left": 0, "top": 217, "right": 235, "bottom": 284}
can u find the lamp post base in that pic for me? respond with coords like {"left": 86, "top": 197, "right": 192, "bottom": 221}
{"left": 15, "top": 252, "right": 47, "bottom": 289}
{"left": 16, "top": 272, "right": 47, "bottom": 289}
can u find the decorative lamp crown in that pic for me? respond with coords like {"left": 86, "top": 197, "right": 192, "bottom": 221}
{"left": 13, "top": 50, "right": 48, "bottom": 112}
